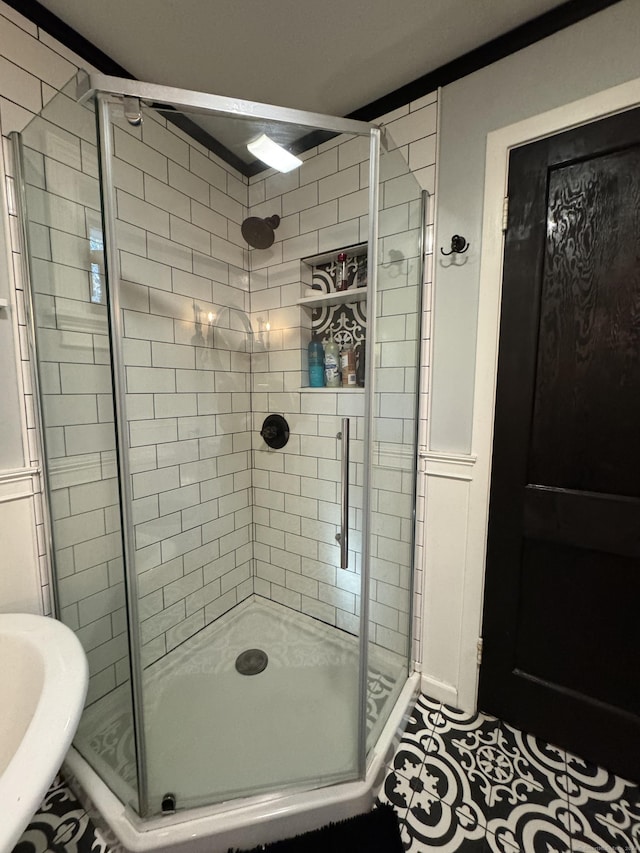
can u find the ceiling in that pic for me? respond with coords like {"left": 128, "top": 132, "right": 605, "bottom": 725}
{"left": 36, "top": 0, "right": 571, "bottom": 171}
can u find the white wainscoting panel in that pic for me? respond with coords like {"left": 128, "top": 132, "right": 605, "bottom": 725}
{"left": 0, "top": 467, "right": 41, "bottom": 613}
{"left": 420, "top": 451, "right": 476, "bottom": 709}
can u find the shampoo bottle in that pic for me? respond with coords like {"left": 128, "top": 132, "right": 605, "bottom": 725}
{"left": 308, "top": 337, "right": 325, "bottom": 387}
{"left": 324, "top": 332, "right": 341, "bottom": 388}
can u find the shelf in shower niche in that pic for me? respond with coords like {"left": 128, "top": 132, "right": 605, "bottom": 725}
{"left": 300, "top": 387, "right": 365, "bottom": 393}
{"left": 297, "top": 289, "right": 367, "bottom": 309}
{"left": 302, "top": 242, "right": 367, "bottom": 268}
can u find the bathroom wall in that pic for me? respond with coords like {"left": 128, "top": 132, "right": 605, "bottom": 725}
{"left": 0, "top": 1, "right": 84, "bottom": 618}
{"left": 246, "top": 98, "right": 436, "bottom": 658}
{"left": 18, "top": 83, "right": 134, "bottom": 705}
{"left": 110, "top": 105, "right": 255, "bottom": 668}
{"left": 0, "top": 137, "right": 41, "bottom": 614}
{"left": 247, "top": 135, "right": 366, "bottom": 636}
{"left": 431, "top": 0, "right": 640, "bottom": 454}
{"left": 17, "top": 75, "right": 255, "bottom": 699}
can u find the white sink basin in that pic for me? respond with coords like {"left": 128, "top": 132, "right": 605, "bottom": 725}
{"left": 0, "top": 613, "right": 88, "bottom": 851}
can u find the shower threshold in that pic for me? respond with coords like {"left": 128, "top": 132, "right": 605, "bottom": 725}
{"left": 65, "top": 597, "right": 419, "bottom": 852}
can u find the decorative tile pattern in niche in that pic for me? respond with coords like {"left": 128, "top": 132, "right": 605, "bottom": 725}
{"left": 311, "top": 256, "right": 367, "bottom": 351}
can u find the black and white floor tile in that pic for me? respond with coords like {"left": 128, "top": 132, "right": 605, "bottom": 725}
{"left": 11, "top": 775, "right": 113, "bottom": 853}
{"left": 377, "top": 693, "right": 640, "bottom": 852}
{"left": 15, "top": 693, "right": 640, "bottom": 852}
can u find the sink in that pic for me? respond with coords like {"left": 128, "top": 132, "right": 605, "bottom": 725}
{"left": 0, "top": 613, "right": 88, "bottom": 850}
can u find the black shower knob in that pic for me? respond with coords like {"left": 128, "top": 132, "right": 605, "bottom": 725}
{"left": 260, "top": 414, "right": 289, "bottom": 449}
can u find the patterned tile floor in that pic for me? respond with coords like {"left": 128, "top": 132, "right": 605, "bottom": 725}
{"left": 11, "top": 775, "right": 115, "bottom": 853}
{"left": 377, "top": 694, "right": 640, "bottom": 852}
{"left": 14, "top": 693, "right": 640, "bottom": 852}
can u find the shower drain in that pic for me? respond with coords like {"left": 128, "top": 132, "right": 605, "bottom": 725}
{"left": 235, "top": 648, "right": 268, "bottom": 675}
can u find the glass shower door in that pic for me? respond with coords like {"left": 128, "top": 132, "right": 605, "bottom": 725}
{"left": 96, "top": 95, "right": 259, "bottom": 814}
{"left": 366, "top": 133, "right": 424, "bottom": 750}
{"left": 95, "top": 91, "right": 375, "bottom": 814}
{"left": 14, "top": 77, "right": 140, "bottom": 811}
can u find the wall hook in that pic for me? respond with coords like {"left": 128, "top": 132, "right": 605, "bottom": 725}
{"left": 441, "top": 235, "right": 470, "bottom": 256}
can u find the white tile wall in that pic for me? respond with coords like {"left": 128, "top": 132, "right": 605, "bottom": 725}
{"left": 14, "top": 77, "right": 254, "bottom": 697}
{"left": 246, "top": 106, "right": 436, "bottom": 661}
{"left": 107, "top": 105, "right": 254, "bottom": 669}
{"left": 6, "top": 51, "right": 135, "bottom": 705}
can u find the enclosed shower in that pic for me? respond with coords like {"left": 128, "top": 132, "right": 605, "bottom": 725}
{"left": 13, "top": 70, "right": 424, "bottom": 845}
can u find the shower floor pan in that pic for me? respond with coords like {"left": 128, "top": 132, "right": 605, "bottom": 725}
{"left": 66, "top": 596, "right": 419, "bottom": 852}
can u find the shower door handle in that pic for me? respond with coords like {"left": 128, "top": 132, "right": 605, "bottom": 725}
{"left": 336, "top": 417, "right": 350, "bottom": 569}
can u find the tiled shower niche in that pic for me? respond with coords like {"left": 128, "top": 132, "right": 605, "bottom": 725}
{"left": 301, "top": 244, "right": 367, "bottom": 390}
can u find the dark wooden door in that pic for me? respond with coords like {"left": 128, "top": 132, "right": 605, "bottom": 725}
{"left": 479, "top": 107, "right": 640, "bottom": 782}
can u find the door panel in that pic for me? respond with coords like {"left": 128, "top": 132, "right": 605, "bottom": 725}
{"left": 530, "top": 151, "right": 640, "bottom": 497}
{"left": 479, "top": 107, "right": 640, "bottom": 782}
{"left": 516, "top": 539, "right": 639, "bottom": 713}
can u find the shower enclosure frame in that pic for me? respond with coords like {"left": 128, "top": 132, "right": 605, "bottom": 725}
{"left": 16, "top": 70, "right": 412, "bottom": 820}
{"left": 92, "top": 76, "right": 380, "bottom": 818}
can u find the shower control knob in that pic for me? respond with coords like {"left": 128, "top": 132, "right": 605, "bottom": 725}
{"left": 260, "top": 414, "right": 290, "bottom": 449}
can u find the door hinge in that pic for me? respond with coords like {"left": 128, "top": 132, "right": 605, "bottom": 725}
{"left": 502, "top": 197, "right": 509, "bottom": 232}
{"left": 476, "top": 637, "right": 483, "bottom": 666}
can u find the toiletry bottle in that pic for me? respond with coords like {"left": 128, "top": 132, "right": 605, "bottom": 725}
{"left": 356, "top": 343, "right": 366, "bottom": 387}
{"left": 336, "top": 252, "right": 349, "bottom": 291}
{"left": 324, "top": 332, "right": 341, "bottom": 388}
{"left": 341, "top": 343, "right": 357, "bottom": 387}
{"left": 308, "top": 337, "right": 325, "bottom": 387}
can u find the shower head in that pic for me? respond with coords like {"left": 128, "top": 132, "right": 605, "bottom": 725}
{"left": 241, "top": 215, "right": 280, "bottom": 249}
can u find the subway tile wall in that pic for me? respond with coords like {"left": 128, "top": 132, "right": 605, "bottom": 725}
{"left": 18, "top": 79, "right": 255, "bottom": 699}
{"left": 110, "top": 105, "right": 254, "bottom": 671}
{"left": 18, "top": 82, "right": 131, "bottom": 705}
{"left": 247, "top": 100, "right": 436, "bottom": 659}
{"left": 0, "top": 1, "right": 91, "bottom": 621}
{"left": 248, "top": 134, "right": 369, "bottom": 641}
{"left": 383, "top": 94, "right": 437, "bottom": 666}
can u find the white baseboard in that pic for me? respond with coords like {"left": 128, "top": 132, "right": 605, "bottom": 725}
{"left": 420, "top": 674, "right": 458, "bottom": 707}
